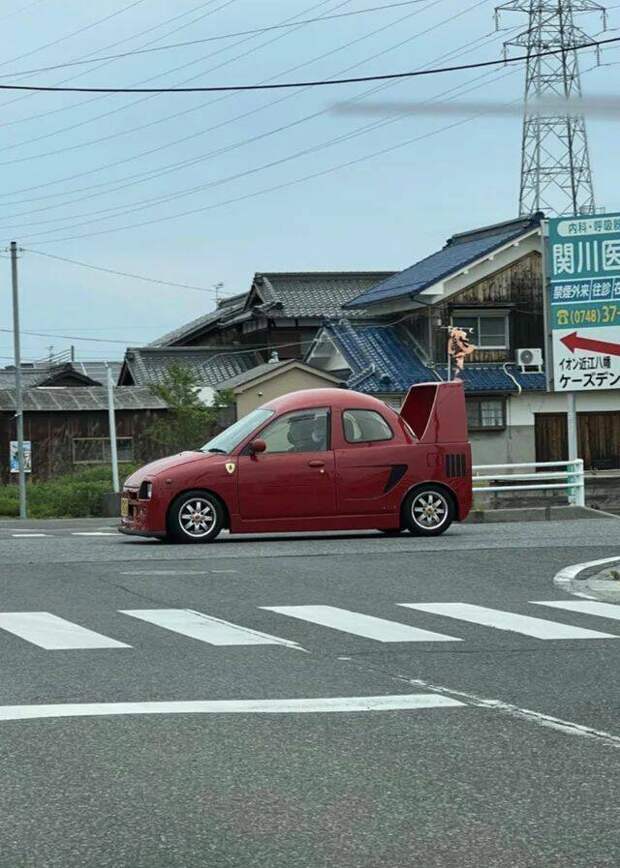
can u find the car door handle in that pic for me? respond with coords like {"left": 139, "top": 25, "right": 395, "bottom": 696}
{"left": 307, "top": 459, "right": 325, "bottom": 468}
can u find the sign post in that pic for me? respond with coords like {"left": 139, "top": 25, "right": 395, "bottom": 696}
{"left": 545, "top": 213, "right": 620, "bottom": 504}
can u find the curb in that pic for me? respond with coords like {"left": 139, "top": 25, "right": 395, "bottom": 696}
{"left": 466, "top": 505, "right": 618, "bottom": 524}
{"left": 554, "top": 556, "right": 620, "bottom": 603}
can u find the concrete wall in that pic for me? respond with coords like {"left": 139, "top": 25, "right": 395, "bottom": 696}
{"left": 235, "top": 369, "right": 340, "bottom": 418}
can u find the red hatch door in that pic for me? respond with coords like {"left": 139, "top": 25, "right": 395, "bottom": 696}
{"left": 400, "top": 381, "right": 467, "bottom": 444}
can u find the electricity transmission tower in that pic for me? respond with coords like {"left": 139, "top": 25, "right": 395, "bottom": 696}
{"left": 496, "top": 1, "right": 607, "bottom": 216}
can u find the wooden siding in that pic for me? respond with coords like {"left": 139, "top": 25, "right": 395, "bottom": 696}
{"left": 535, "top": 411, "right": 620, "bottom": 470}
{"left": 0, "top": 409, "right": 168, "bottom": 482}
{"left": 405, "top": 252, "right": 544, "bottom": 365}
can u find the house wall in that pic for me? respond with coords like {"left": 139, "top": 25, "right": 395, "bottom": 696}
{"left": 235, "top": 369, "right": 341, "bottom": 418}
{"left": 0, "top": 409, "right": 167, "bottom": 482}
{"left": 470, "top": 390, "right": 620, "bottom": 468}
{"left": 405, "top": 251, "right": 544, "bottom": 364}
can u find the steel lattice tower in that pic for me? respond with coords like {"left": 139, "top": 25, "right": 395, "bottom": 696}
{"left": 496, "top": 1, "right": 606, "bottom": 216}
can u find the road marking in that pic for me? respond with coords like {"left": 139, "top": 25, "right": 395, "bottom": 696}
{"left": 401, "top": 676, "right": 620, "bottom": 748}
{"left": 121, "top": 608, "right": 302, "bottom": 649}
{"left": 262, "top": 605, "right": 460, "bottom": 643}
{"left": 0, "top": 693, "right": 464, "bottom": 722}
{"left": 11, "top": 533, "right": 48, "bottom": 538}
{"left": 72, "top": 532, "right": 117, "bottom": 537}
{"left": 399, "top": 602, "right": 617, "bottom": 640}
{"left": 0, "top": 612, "right": 130, "bottom": 650}
{"left": 532, "top": 600, "right": 620, "bottom": 621}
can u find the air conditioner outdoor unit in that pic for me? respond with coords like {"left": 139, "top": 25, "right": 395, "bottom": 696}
{"left": 516, "top": 347, "right": 543, "bottom": 372}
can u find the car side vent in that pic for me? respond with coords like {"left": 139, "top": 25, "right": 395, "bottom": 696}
{"left": 446, "top": 454, "right": 466, "bottom": 478}
{"left": 384, "top": 464, "right": 408, "bottom": 493}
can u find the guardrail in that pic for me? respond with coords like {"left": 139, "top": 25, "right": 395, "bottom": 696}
{"left": 472, "top": 459, "right": 585, "bottom": 508}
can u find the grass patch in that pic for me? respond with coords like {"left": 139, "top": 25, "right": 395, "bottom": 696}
{"left": 0, "top": 465, "right": 139, "bottom": 518}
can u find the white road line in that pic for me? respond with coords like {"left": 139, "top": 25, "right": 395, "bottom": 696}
{"left": 0, "top": 693, "right": 464, "bottom": 723}
{"left": 532, "top": 600, "right": 620, "bottom": 621}
{"left": 0, "top": 612, "right": 130, "bottom": 650}
{"left": 262, "top": 605, "right": 460, "bottom": 643}
{"left": 121, "top": 608, "right": 302, "bottom": 649}
{"left": 400, "top": 603, "right": 617, "bottom": 640}
{"left": 72, "top": 532, "right": 117, "bottom": 537}
{"left": 11, "top": 533, "right": 48, "bottom": 538}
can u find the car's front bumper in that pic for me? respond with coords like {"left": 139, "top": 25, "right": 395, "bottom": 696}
{"left": 118, "top": 524, "right": 166, "bottom": 539}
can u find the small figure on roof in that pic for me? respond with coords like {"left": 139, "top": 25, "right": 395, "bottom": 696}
{"left": 448, "top": 326, "right": 476, "bottom": 379}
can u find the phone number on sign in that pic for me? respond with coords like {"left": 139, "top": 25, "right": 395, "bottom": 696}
{"left": 554, "top": 304, "right": 620, "bottom": 327}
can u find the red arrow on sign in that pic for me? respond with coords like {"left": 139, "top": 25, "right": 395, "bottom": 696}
{"left": 560, "top": 331, "right": 620, "bottom": 357}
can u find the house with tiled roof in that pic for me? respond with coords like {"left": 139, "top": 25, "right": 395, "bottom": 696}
{"left": 148, "top": 271, "right": 395, "bottom": 358}
{"left": 307, "top": 215, "right": 619, "bottom": 470}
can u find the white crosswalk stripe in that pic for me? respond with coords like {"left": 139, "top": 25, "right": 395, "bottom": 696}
{"left": 531, "top": 600, "right": 620, "bottom": 621}
{"left": 399, "top": 603, "right": 618, "bottom": 640}
{"left": 121, "top": 608, "right": 301, "bottom": 648}
{"left": 0, "top": 612, "right": 130, "bottom": 650}
{"left": 261, "top": 605, "right": 461, "bottom": 643}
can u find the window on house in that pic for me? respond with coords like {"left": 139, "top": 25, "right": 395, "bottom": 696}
{"left": 342, "top": 409, "right": 393, "bottom": 443}
{"left": 466, "top": 398, "right": 506, "bottom": 431}
{"left": 73, "top": 437, "right": 134, "bottom": 464}
{"left": 452, "top": 313, "right": 508, "bottom": 349}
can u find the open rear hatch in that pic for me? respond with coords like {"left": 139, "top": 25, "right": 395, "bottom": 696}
{"left": 399, "top": 381, "right": 468, "bottom": 444}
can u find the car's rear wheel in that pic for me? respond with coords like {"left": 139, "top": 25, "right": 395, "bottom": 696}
{"left": 168, "top": 491, "right": 223, "bottom": 544}
{"left": 404, "top": 486, "right": 454, "bottom": 537}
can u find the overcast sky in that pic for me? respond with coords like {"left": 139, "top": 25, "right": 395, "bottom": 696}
{"left": 0, "top": 0, "right": 618, "bottom": 364}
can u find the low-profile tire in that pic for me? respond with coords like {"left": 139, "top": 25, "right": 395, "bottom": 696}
{"left": 403, "top": 485, "right": 454, "bottom": 537}
{"left": 167, "top": 490, "right": 223, "bottom": 544}
{"left": 378, "top": 528, "right": 403, "bottom": 536}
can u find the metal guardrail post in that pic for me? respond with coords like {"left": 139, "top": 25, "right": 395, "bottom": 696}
{"left": 575, "top": 459, "right": 586, "bottom": 508}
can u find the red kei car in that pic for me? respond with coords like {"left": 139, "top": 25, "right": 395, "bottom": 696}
{"left": 119, "top": 381, "right": 472, "bottom": 543}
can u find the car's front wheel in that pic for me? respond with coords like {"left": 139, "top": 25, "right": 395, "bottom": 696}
{"left": 168, "top": 491, "right": 223, "bottom": 543}
{"left": 403, "top": 486, "right": 454, "bottom": 537}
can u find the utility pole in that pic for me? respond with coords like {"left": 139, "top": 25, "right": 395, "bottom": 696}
{"left": 496, "top": 1, "right": 606, "bottom": 216}
{"left": 106, "top": 363, "right": 120, "bottom": 494}
{"left": 10, "top": 241, "right": 27, "bottom": 519}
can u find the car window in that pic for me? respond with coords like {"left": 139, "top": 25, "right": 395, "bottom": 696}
{"left": 342, "top": 409, "right": 393, "bottom": 443}
{"left": 200, "top": 408, "right": 274, "bottom": 454}
{"left": 260, "top": 408, "right": 329, "bottom": 454}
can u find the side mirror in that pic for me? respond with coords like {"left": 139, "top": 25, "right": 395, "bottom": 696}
{"left": 249, "top": 438, "right": 266, "bottom": 454}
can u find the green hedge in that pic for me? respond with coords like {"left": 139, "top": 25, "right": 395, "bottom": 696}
{"left": 0, "top": 465, "right": 139, "bottom": 518}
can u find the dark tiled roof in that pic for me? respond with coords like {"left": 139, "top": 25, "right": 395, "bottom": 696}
{"left": 314, "top": 321, "right": 546, "bottom": 394}
{"left": 316, "top": 321, "right": 437, "bottom": 394}
{"left": 0, "top": 361, "right": 122, "bottom": 389}
{"left": 252, "top": 272, "right": 395, "bottom": 319}
{"left": 346, "top": 215, "right": 543, "bottom": 309}
{"left": 150, "top": 293, "right": 247, "bottom": 347}
{"left": 0, "top": 387, "right": 168, "bottom": 412}
{"left": 434, "top": 365, "right": 547, "bottom": 393}
{"left": 122, "top": 346, "right": 263, "bottom": 387}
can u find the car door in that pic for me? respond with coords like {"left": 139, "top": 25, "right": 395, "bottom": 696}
{"left": 237, "top": 407, "right": 337, "bottom": 520}
{"left": 334, "top": 407, "right": 408, "bottom": 515}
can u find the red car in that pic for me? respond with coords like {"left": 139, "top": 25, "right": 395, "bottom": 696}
{"left": 119, "top": 381, "right": 472, "bottom": 543}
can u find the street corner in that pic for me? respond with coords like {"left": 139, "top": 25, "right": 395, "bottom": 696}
{"left": 554, "top": 555, "right": 620, "bottom": 603}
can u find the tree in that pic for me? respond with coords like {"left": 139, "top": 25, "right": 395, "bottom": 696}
{"left": 145, "top": 364, "right": 230, "bottom": 455}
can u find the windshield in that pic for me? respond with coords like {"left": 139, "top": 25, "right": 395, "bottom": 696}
{"left": 200, "top": 407, "right": 274, "bottom": 455}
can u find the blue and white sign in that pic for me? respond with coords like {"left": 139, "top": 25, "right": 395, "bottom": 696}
{"left": 10, "top": 441, "right": 32, "bottom": 474}
{"left": 548, "top": 213, "right": 620, "bottom": 392}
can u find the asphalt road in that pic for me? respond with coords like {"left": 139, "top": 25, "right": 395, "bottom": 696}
{"left": 1, "top": 518, "right": 619, "bottom": 868}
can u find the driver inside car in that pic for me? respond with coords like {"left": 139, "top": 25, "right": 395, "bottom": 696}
{"left": 286, "top": 415, "right": 326, "bottom": 452}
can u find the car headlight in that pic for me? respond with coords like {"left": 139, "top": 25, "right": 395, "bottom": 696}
{"left": 139, "top": 480, "right": 153, "bottom": 500}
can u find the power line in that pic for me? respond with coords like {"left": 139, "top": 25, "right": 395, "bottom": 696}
{"left": 0, "top": 0, "right": 354, "bottom": 165}
{"left": 0, "top": 1, "right": 435, "bottom": 78}
{"left": 0, "top": 0, "right": 481, "bottom": 222}
{"left": 21, "top": 249, "right": 221, "bottom": 293}
{"left": 0, "top": 35, "right": 616, "bottom": 92}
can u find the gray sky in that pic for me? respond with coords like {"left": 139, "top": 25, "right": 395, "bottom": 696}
{"left": 0, "top": 0, "right": 618, "bottom": 364}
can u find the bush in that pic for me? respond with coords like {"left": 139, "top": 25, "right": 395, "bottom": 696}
{"left": 0, "top": 464, "right": 139, "bottom": 518}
